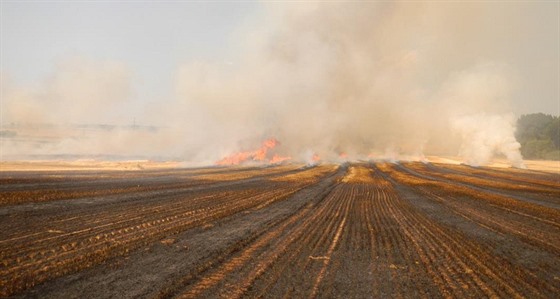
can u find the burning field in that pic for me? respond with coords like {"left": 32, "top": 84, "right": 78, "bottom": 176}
{"left": 1, "top": 2, "right": 559, "bottom": 297}
{"left": 1, "top": 161, "right": 559, "bottom": 298}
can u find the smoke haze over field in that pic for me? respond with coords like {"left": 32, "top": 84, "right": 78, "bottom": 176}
{"left": 1, "top": 2, "right": 558, "bottom": 166}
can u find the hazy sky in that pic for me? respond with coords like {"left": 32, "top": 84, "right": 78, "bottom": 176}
{"left": 2, "top": 1, "right": 558, "bottom": 118}
{"left": 1, "top": 1, "right": 258, "bottom": 110}
{"left": 1, "top": 1, "right": 558, "bottom": 164}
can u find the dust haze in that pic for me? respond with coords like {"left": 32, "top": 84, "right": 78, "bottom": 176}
{"left": 2, "top": 2, "right": 558, "bottom": 167}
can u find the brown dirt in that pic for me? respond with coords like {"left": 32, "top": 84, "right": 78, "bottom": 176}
{"left": 1, "top": 162, "right": 558, "bottom": 298}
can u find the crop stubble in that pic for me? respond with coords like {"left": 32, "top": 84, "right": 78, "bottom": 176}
{"left": 0, "top": 162, "right": 558, "bottom": 298}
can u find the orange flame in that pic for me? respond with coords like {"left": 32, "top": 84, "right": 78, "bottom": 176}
{"left": 270, "top": 154, "right": 291, "bottom": 164}
{"left": 216, "top": 138, "right": 289, "bottom": 165}
{"left": 216, "top": 152, "right": 251, "bottom": 165}
{"left": 312, "top": 154, "right": 321, "bottom": 162}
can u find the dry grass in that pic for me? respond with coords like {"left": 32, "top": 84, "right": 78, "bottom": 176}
{"left": 0, "top": 160, "right": 181, "bottom": 172}
{"left": 425, "top": 156, "right": 560, "bottom": 173}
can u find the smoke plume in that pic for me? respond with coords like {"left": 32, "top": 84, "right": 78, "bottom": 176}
{"left": 3, "top": 2, "right": 556, "bottom": 166}
{"left": 452, "top": 114, "right": 525, "bottom": 168}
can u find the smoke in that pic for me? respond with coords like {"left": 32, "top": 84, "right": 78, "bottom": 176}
{"left": 452, "top": 114, "right": 525, "bottom": 168}
{"left": 3, "top": 2, "right": 555, "bottom": 166}
{"left": 0, "top": 57, "right": 156, "bottom": 160}
{"left": 168, "top": 2, "right": 532, "bottom": 166}
{"left": 2, "top": 57, "right": 132, "bottom": 125}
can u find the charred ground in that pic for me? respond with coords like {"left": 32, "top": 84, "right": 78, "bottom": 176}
{"left": 0, "top": 162, "right": 559, "bottom": 298}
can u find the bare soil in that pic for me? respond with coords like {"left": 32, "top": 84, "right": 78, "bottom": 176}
{"left": 1, "top": 162, "right": 558, "bottom": 298}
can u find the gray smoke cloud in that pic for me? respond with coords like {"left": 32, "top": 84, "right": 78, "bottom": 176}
{"left": 2, "top": 2, "right": 557, "bottom": 166}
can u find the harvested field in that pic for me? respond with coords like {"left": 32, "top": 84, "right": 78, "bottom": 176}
{"left": 0, "top": 162, "right": 559, "bottom": 298}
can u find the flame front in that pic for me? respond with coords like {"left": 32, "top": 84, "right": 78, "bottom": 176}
{"left": 270, "top": 154, "right": 291, "bottom": 164}
{"left": 216, "top": 138, "right": 290, "bottom": 165}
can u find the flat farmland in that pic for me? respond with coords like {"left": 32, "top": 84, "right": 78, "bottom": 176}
{"left": 1, "top": 162, "right": 559, "bottom": 298}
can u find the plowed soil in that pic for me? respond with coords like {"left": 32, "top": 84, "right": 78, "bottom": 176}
{"left": 1, "top": 162, "right": 559, "bottom": 298}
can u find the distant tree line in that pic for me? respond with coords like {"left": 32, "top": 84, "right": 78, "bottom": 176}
{"left": 516, "top": 113, "right": 560, "bottom": 160}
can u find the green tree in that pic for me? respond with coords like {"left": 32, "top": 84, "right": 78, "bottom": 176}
{"left": 516, "top": 113, "right": 554, "bottom": 143}
{"left": 545, "top": 117, "right": 560, "bottom": 148}
{"left": 520, "top": 139, "right": 554, "bottom": 159}
{"left": 516, "top": 113, "right": 559, "bottom": 160}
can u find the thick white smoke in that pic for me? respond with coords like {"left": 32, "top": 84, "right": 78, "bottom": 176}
{"left": 452, "top": 114, "right": 525, "bottom": 168}
{"left": 3, "top": 2, "right": 556, "bottom": 167}
{"left": 166, "top": 3, "right": 530, "bottom": 166}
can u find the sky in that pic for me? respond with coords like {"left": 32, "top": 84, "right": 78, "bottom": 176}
{"left": 0, "top": 1, "right": 559, "bottom": 164}
{"left": 2, "top": 1, "right": 559, "bottom": 119}
{"left": 1, "top": 1, "right": 259, "bottom": 121}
